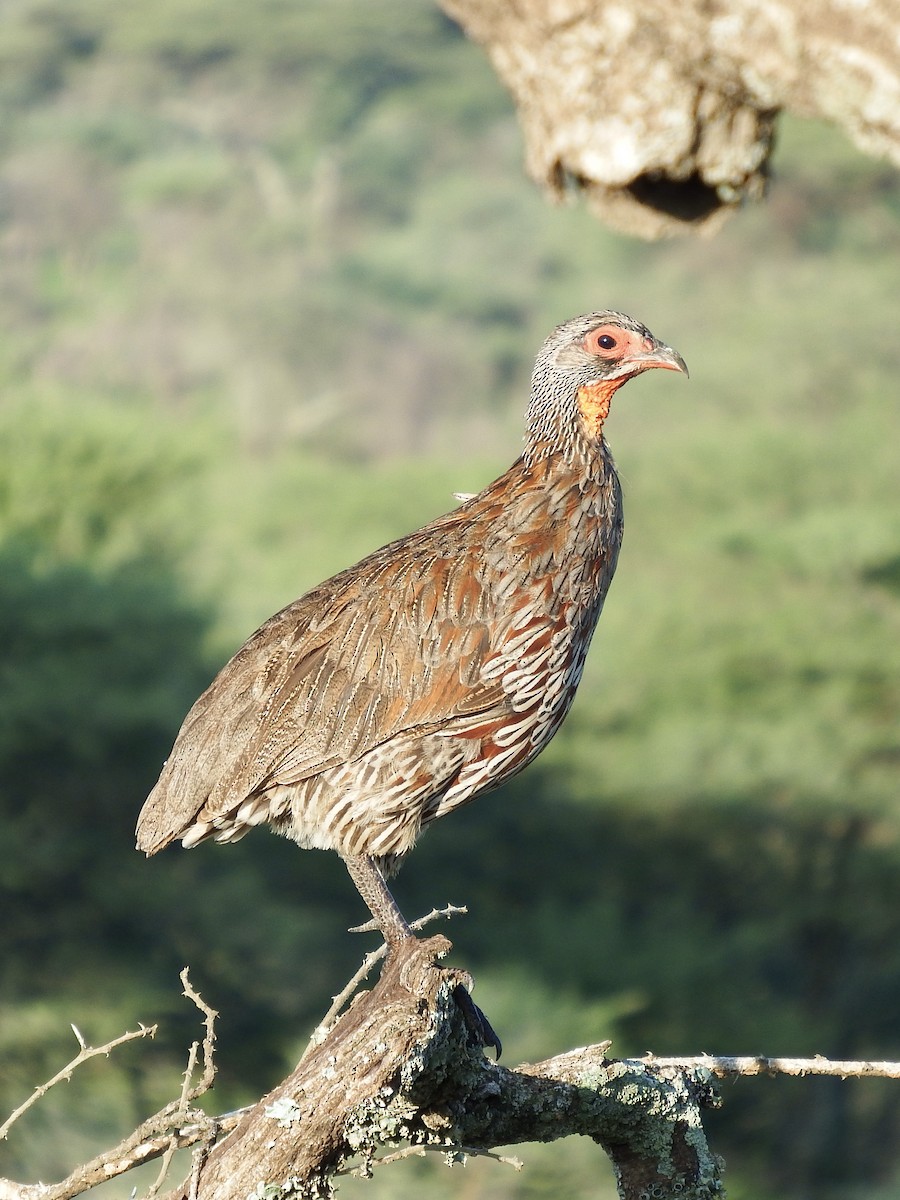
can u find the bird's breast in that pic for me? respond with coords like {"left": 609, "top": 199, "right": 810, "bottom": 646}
{"left": 482, "top": 455, "right": 623, "bottom": 634}
{"left": 443, "top": 455, "right": 622, "bottom": 786}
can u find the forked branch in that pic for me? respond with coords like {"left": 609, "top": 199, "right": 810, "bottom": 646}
{"left": 3, "top": 945, "right": 900, "bottom": 1200}
{"left": 0, "top": 1025, "right": 158, "bottom": 1144}
{"left": 0, "top": 970, "right": 219, "bottom": 1200}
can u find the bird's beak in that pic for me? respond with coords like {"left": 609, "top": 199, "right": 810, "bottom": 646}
{"left": 600, "top": 335, "right": 689, "bottom": 385}
{"left": 634, "top": 339, "right": 689, "bottom": 378}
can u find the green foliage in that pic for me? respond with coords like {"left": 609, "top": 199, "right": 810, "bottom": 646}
{"left": 0, "top": 0, "right": 898, "bottom": 1196}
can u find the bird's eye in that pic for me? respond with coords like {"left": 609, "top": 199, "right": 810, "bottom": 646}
{"left": 585, "top": 327, "right": 621, "bottom": 356}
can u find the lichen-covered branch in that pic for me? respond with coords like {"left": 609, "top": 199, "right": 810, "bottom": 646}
{"left": 6, "top": 947, "right": 900, "bottom": 1200}
{"left": 160, "top": 936, "right": 724, "bottom": 1200}
{"left": 438, "top": 0, "right": 900, "bottom": 237}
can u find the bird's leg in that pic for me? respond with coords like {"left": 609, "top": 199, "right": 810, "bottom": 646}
{"left": 341, "top": 853, "right": 413, "bottom": 946}
{"left": 341, "top": 854, "right": 502, "bottom": 1057}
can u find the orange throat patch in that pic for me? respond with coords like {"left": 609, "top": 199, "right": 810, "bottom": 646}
{"left": 576, "top": 380, "right": 618, "bottom": 439}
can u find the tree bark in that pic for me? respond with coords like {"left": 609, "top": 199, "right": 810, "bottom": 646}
{"left": 438, "top": 0, "right": 900, "bottom": 237}
{"left": 164, "top": 936, "right": 723, "bottom": 1200}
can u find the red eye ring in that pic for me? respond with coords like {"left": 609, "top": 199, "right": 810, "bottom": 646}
{"left": 585, "top": 326, "right": 622, "bottom": 357}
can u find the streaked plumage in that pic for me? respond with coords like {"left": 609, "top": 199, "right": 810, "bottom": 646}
{"left": 137, "top": 311, "right": 687, "bottom": 944}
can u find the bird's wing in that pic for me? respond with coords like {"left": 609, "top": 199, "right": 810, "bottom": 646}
{"left": 136, "top": 524, "right": 511, "bottom": 852}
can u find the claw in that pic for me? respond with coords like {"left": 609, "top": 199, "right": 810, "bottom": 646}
{"left": 452, "top": 984, "right": 502, "bottom": 1059}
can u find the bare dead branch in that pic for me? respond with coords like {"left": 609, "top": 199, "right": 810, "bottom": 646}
{"left": 4, "top": 952, "right": 900, "bottom": 1200}
{"left": 178, "top": 968, "right": 218, "bottom": 1100}
{"left": 155, "top": 936, "right": 727, "bottom": 1200}
{"left": 0, "top": 972, "right": 220, "bottom": 1200}
{"left": 643, "top": 1053, "right": 900, "bottom": 1080}
{"left": 143, "top": 1038, "right": 200, "bottom": 1199}
{"left": 0, "top": 1024, "right": 157, "bottom": 1143}
{"left": 341, "top": 1141, "right": 523, "bottom": 1180}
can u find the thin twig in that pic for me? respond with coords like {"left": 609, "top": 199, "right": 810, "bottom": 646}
{"left": 143, "top": 1039, "right": 200, "bottom": 1199}
{"left": 179, "top": 968, "right": 218, "bottom": 1099}
{"left": 187, "top": 1115, "right": 220, "bottom": 1200}
{"left": 447, "top": 1145, "right": 524, "bottom": 1170}
{"left": 640, "top": 1053, "right": 900, "bottom": 1080}
{"left": 0, "top": 1025, "right": 157, "bottom": 1142}
{"left": 306, "top": 904, "right": 467, "bottom": 1053}
{"left": 144, "top": 1137, "right": 180, "bottom": 1199}
{"left": 341, "top": 1140, "right": 523, "bottom": 1179}
{"left": 0, "top": 972, "right": 222, "bottom": 1200}
{"left": 140, "top": 969, "right": 219, "bottom": 1199}
{"left": 347, "top": 903, "right": 468, "bottom": 938}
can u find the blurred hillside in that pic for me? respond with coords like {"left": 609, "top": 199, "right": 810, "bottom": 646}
{"left": 1, "top": 1, "right": 899, "bottom": 1198}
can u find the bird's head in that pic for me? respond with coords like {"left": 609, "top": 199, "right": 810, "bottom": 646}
{"left": 526, "top": 311, "right": 688, "bottom": 458}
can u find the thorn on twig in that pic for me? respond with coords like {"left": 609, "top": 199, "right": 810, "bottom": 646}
{"left": 348, "top": 917, "right": 380, "bottom": 934}
{"left": 179, "top": 967, "right": 219, "bottom": 1098}
{"left": 309, "top": 904, "right": 469, "bottom": 1053}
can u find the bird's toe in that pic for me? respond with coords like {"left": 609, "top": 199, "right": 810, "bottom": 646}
{"left": 452, "top": 983, "right": 502, "bottom": 1059}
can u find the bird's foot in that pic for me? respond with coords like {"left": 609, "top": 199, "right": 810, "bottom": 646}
{"left": 452, "top": 984, "right": 502, "bottom": 1059}
{"left": 349, "top": 928, "right": 500, "bottom": 1056}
